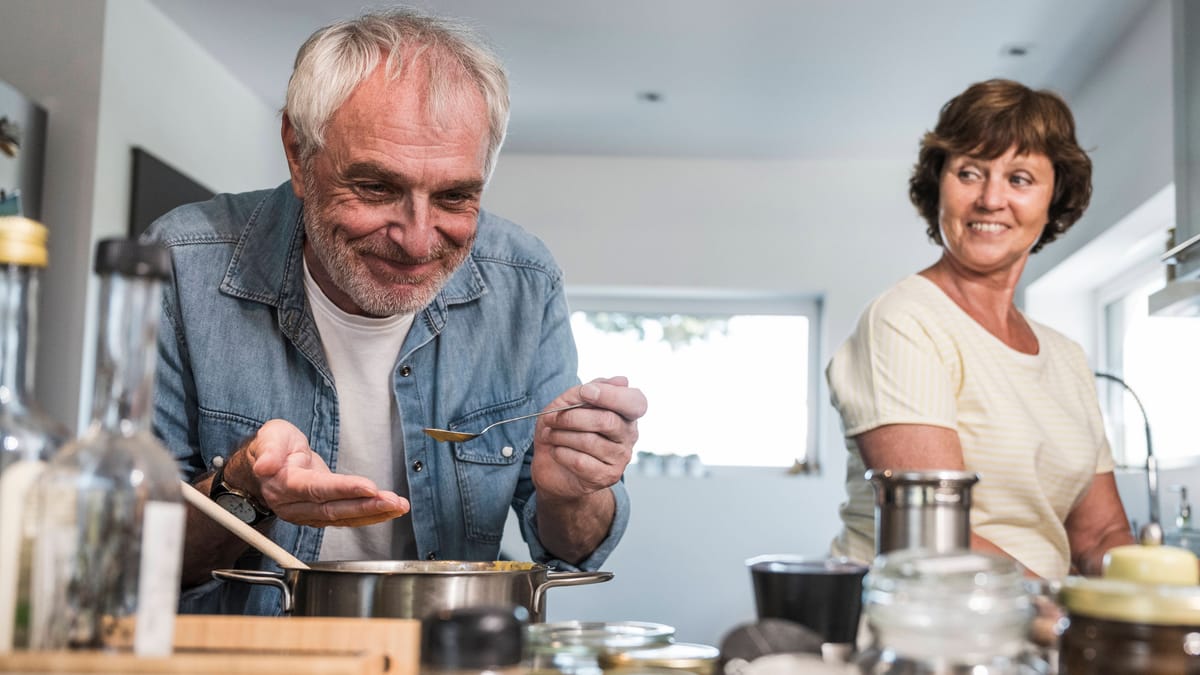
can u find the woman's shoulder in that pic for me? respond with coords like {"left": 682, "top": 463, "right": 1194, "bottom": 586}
{"left": 858, "top": 275, "right": 960, "bottom": 330}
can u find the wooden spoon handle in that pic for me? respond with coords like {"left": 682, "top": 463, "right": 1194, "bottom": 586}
{"left": 180, "top": 480, "right": 310, "bottom": 570}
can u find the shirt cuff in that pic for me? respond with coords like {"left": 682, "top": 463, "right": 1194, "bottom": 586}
{"left": 521, "top": 480, "right": 630, "bottom": 571}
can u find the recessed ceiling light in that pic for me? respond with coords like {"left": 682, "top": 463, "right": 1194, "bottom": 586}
{"left": 636, "top": 91, "right": 663, "bottom": 103}
{"left": 1001, "top": 43, "right": 1033, "bottom": 58}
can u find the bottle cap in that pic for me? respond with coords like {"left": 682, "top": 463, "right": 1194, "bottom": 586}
{"left": 0, "top": 216, "right": 48, "bottom": 267}
{"left": 94, "top": 238, "right": 171, "bottom": 279}
{"left": 420, "top": 605, "right": 527, "bottom": 670}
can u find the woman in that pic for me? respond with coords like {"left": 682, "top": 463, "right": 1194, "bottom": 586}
{"left": 827, "top": 78, "right": 1134, "bottom": 579}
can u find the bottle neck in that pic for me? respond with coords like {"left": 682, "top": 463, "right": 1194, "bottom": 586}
{"left": 89, "top": 273, "right": 162, "bottom": 433}
{"left": 0, "top": 263, "right": 39, "bottom": 408}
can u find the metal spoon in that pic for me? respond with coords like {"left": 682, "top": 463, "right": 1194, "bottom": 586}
{"left": 423, "top": 403, "right": 587, "bottom": 443}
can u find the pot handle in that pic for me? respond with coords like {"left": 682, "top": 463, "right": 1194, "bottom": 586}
{"left": 212, "top": 568, "right": 294, "bottom": 614}
{"left": 533, "top": 570, "right": 614, "bottom": 616}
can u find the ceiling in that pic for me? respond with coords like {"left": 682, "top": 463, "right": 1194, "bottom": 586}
{"left": 149, "top": 0, "right": 1154, "bottom": 161}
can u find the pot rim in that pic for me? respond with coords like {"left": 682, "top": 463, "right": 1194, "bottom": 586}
{"left": 288, "top": 560, "right": 551, "bottom": 575}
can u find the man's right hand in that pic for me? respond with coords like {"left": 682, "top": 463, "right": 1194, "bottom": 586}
{"left": 234, "top": 419, "right": 410, "bottom": 527}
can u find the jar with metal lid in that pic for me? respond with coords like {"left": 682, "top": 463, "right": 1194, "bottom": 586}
{"left": 526, "top": 621, "right": 675, "bottom": 675}
{"left": 598, "top": 642, "right": 719, "bottom": 675}
{"left": 854, "top": 549, "right": 1044, "bottom": 674}
{"left": 1059, "top": 544, "right": 1200, "bottom": 674}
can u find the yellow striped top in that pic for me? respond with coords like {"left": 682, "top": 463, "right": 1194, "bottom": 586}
{"left": 826, "top": 275, "right": 1114, "bottom": 579}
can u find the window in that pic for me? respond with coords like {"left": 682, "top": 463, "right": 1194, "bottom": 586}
{"left": 1098, "top": 263, "right": 1200, "bottom": 468}
{"left": 567, "top": 289, "right": 821, "bottom": 469}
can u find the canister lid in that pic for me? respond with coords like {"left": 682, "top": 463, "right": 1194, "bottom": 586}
{"left": 526, "top": 621, "right": 675, "bottom": 650}
{"left": 598, "top": 642, "right": 720, "bottom": 675}
{"left": 94, "top": 238, "right": 171, "bottom": 279}
{"left": 0, "top": 216, "right": 48, "bottom": 267}
{"left": 420, "top": 605, "right": 527, "bottom": 669}
{"left": 1060, "top": 576, "right": 1200, "bottom": 626}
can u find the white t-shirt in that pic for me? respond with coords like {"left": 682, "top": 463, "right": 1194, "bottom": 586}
{"left": 303, "top": 259, "right": 417, "bottom": 561}
{"left": 826, "top": 275, "right": 1115, "bottom": 579}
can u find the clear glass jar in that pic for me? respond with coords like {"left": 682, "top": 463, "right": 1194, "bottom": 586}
{"left": 526, "top": 621, "right": 675, "bottom": 675}
{"left": 854, "top": 550, "right": 1046, "bottom": 674}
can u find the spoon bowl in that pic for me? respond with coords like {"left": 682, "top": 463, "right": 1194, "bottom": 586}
{"left": 423, "top": 403, "right": 586, "bottom": 443}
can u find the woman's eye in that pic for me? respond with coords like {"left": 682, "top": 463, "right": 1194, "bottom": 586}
{"left": 958, "top": 169, "right": 980, "bottom": 181}
{"left": 1010, "top": 174, "right": 1032, "bottom": 187}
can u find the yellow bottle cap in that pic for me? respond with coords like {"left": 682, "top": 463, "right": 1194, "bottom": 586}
{"left": 0, "top": 216, "right": 48, "bottom": 267}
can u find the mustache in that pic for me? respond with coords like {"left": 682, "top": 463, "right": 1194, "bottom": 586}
{"left": 352, "top": 238, "right": 466, "bottom": 265}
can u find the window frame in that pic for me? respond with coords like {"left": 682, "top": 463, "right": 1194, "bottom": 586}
{"left": 566, "top": 286, "right": 824, "bottom": 472}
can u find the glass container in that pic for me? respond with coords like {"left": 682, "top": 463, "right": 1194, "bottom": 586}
{"left": 0, "top": 216, "right": 67, "bottom": 652}
{"left": 29, "top": 239, "right": 183, "bottom": 657}
{"left": 854, "top": 549, "right": 1044, "bottom": 674}
{"left": 526, "top": 621, "right": 675, "bottom": 675}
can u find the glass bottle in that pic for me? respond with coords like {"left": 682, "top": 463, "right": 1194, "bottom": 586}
{"left": 29, "top": 238, "right": 183, "bottom": 657}
{"left": 0, "top": 215, "right": 68, "bottom": 652}
{"left": 854, "top": 549, "right": 1046, "bottom": 674}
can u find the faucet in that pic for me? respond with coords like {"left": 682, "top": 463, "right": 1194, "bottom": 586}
{"left": 1172, "top": 485, "right": 1193, "bottom": 530}
{"left": 1095, "top": 372, "right": 1161, "bottom": 544}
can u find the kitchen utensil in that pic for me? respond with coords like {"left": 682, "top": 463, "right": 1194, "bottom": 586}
{"left": 180, "top": 480, "right": 309, "bottom": 570}
{"left": 745, "top": 555, "right": 868, "bottom": 647}
{"left": 857, "top": 549, "right": 1041, "bottom": 673}
{"left": 212, "top": 560, "right": 611, "bottom": 622}
{"left": 423, "top": 403, "right": 586, "bottom": 443}
{"left": 866, "top": 469, "right": 979, "bottom": 556}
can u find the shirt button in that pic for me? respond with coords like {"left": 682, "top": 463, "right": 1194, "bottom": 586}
{"left": 426, "top": 552, "right": 437, "bottom": 560}
{"left": 399, "top": 365, "right": 412, "bottom": 377}
{"left": 412, "top": 460, "right": 423, "bottom": 472}
{"left": 501, "top": 446, "right": 514, "bottom": 458}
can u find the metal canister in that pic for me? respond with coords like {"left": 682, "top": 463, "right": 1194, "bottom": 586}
{"left": 866, "top": 469, "right": 979, "bottom": 556}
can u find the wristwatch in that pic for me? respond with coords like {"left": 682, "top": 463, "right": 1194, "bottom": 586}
{"left": 209, "top": 456, "right": 274, "bottom": 525}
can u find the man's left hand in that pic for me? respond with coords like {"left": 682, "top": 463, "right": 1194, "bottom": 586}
{"left": 531, "top": 376, "right": 647, "bottom": 501}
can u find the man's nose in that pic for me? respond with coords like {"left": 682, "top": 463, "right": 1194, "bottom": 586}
{"left": 386, "top": 196, "right": 438, "bottom": 258}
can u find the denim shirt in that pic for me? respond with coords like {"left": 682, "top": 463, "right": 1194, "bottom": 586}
{"left": 147, "top": 183, "right": 630, "bottom": 615}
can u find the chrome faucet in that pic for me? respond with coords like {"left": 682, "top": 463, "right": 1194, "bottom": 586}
{"left": 1095, "top": 372, "right": 1161, "bottom": 544}
{"left": 1172, "top": 484, "right": 1193, "bottom": 530}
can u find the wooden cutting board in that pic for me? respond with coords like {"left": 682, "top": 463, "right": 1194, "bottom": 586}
{"left": 0, "top": 615, "right": 420, "bottom": 675}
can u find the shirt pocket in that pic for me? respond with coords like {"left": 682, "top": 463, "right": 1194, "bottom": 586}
{"left": 450, "top": 396, "right": 534, "bottom": 544}
{"left": 197, "top": 407, "right": 264, "bottom": 468}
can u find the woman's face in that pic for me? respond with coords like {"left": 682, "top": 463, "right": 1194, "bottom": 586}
{"left": 937, "top": 146, "right": 1055, "bottom": 277}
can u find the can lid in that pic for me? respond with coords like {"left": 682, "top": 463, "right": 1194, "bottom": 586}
{"left": 1061, "top": 576, "right": 1200, "bottom": 626}
{"left": 420, "top": 606, "right": 527, "bottom": 669}
{"left": 598, "top": 642, "right": 720, "bottom": 674}
{"left": 94, "top": 238, "right": 171, "bottom": 279}
{"left": 0, "top": 216, "right": 48, "bottom": 267}
{"left": 864, "top": 468, "right": 980, "bottom": 486}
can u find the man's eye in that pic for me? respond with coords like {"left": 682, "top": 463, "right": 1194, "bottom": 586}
{"left": 439, "top": 192, "right": 477, "bottom": 208}
{"left": 356, "top": 182, "right": 391, "bottom": 197}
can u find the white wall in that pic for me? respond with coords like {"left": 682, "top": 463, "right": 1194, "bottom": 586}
{"left": 0, "top": 0, "right": 287, "bottom": 431}
{"left": 0, "top": 0, "right": 106, "bottom": 433}
{"left": 483, "top": 156, "right": 939, "bottom": 643}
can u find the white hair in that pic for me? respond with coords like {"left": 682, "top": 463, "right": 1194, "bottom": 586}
{"left": 284, "top": 7, "right": 510, "bottom": 180}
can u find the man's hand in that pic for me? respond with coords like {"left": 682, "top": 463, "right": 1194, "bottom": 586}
{"left": 530, "top": 377, "right": 646, "bottom": 564}
{"left": 531, "top": 377, "right": 646, "bottom": 501}
{"left": 234, "top": 419, "right": 410, "bottom": 527}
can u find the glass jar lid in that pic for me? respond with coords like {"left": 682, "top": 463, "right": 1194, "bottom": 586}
{"left": 598, "top": 643, "right": 719, "bottom": 675}
{"left": 527, "top": 621, "right": 675, "bottom": 651}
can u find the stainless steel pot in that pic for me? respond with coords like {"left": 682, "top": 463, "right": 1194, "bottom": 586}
{"left": 866, "top": 469, "right": 979, "bottom": 556}
{"left": 212, "top": 560, "right": 612, "bottom": 622}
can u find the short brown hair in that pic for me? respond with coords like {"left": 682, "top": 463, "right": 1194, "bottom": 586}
{"left": 908, "top": 79, "right": 1092, "bottom": 254}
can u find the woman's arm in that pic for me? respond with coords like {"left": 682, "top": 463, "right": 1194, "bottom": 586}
{"left": 856, "top": 423, "right": 1037, "bottom": 576}
{"left": 1064, "top": 472, "right": 1135, "bottom": 576}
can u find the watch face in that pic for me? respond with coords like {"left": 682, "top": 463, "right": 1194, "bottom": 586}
{"left": 215, "top": 492, "right": 258, "bottom": 523}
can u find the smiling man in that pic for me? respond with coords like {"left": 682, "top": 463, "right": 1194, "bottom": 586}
{"left": 147, "top": 7, "right": 646, "bottom": 615}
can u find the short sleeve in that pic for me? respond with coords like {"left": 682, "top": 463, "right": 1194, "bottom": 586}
{"left": 827, "top": 295, "right": 959, "bottom": 437}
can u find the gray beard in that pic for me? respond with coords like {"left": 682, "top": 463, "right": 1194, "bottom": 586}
{"left": 301, "top": 189, "right": 472, "bottom": 317}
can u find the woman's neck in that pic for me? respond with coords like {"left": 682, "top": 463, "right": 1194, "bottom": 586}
{"left": 919, "top": 256, "right": 1039, "bottom": 354}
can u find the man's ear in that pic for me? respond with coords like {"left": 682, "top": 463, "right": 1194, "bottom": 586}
{"left": 281, "top": 113, "right": 306, "bottom": 200}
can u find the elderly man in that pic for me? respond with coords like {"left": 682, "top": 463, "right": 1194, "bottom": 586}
{"left": 149, "top": 7, "right": 646, "bottom": 615}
